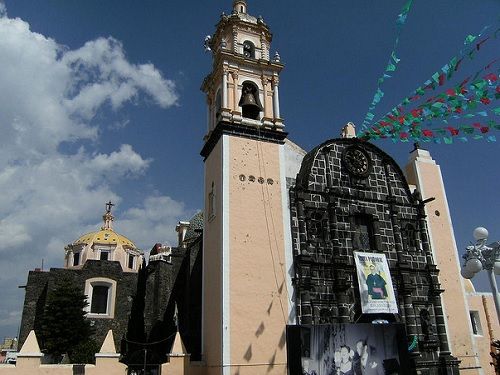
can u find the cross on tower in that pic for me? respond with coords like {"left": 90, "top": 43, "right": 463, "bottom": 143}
{"left": 106, "top": 201, "right": 114, "bottom": 213}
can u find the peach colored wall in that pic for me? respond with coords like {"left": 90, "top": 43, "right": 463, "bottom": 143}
{"left": 227, "top": 137, "right": 288, "bottom": 375}
{"left": 468, "top": 294, "right": 500, "bottom": 375}
{"left": 203, "top": 138, "right": 224, "bottom": 373}
{"left": 0, "top": 358, "right": 126, "bottom": 375}
{"left": 405, "top": 151, "right": 481, "bottom": 373}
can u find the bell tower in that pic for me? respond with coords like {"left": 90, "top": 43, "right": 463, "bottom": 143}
{"left": 201, "top": 2, "right": 291, "bottom": 374}
{"left": 201, "top": 0, "right": 284, "bottom": 135}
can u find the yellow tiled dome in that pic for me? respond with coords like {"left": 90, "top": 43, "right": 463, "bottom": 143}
{"left": 73, "top": 229, "right": 136, "bottom": 249}
{"left": 72, "top": 201, "right": 137, "bottom": 249}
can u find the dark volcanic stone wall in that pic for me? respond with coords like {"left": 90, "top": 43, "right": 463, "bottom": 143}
{"left": 289, "top": 138, "right": 459, "bottom": 374}
{"left": 18, "top": 260, "right": 138, "bottom": 352}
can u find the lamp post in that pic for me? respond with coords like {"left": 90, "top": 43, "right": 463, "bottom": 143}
{"left": 460, "top": 227, "right": 500, "bottom": 324}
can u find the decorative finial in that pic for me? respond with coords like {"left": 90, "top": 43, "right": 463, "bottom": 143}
{"left": 340, "top": 122, "right": 357, "bottom": 138}
{"left": 273, "top": 51, "right": 281, "bottom": 62}
{"left": 411, "top": 142, "right": 421, "bottom": 153}
{"left": 173, "top": 302, "right": 179, "bottom": 328}
{"left": 203, "top": 35, "right": 212, "bottom": 52}
{"left": 102, "top": 201, "right": 114, "bottom": 230}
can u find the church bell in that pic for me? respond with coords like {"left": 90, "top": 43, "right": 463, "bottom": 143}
{"left": 239, "top": 85, "right": 262, "bottom": 120}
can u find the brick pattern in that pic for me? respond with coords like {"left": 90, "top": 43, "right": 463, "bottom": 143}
{"left": 289, "top": 138, "right": 459, "bottom": 374}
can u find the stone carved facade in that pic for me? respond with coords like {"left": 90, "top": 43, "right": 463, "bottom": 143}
{"left": 289, "top": 138, "right": 459, "bottom": 374}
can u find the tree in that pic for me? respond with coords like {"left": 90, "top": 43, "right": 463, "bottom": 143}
{"left": 491, "top": 339, "right": 500, "bottom": 374}
{"left": 38, "top": 277, "right": 93, "bottom": 363}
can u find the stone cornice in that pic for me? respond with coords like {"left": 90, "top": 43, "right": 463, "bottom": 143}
{"left": 200, "top": 121, "right": 287, "bottom": 160}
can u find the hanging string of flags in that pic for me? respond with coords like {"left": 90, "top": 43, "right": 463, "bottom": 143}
{"left": 361, "top": 0, "right": 414, "bottom": 128}
{"left": 360, "top": 21, "right": 500, "bottom": 144}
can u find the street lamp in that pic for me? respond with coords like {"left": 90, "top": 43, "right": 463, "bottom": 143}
{"left": 460, "top": 227, "right": 500, "bottom": 324}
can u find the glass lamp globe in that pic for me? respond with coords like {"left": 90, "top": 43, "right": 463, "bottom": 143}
{"left": 465, "top": 258, "right": 483, "bottom": 273}
{"left": 494, "top": 261, "right": 500, "bottom": 276}
{"left": 461, "top": 267, "right": 475, "bottom": 279}
{"left": 473, "top": 227, "right": 489, "bottom": 241}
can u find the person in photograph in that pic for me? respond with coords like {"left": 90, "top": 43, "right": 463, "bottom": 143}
{"left": 352, "top": 340, "right": 365, "bottom": 375}
{"left": 366, "top": 265, "right": 387, "bottom": 299}
{"left": 336, "top": 345, "right": 354, "bottom": 375}
{"left": 360, "top": 344, "right": 383, "bottom": 375}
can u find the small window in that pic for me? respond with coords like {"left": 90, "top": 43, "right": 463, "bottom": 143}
{"left": 128, "top": 254, "right": 135, "bottom": 269}
{"left": 470, "top": 311, "right": 483, "bottom": 335}
{"left": 354, "top": 215, "right": 376, "bottom": 250}
{"left": 85, "top": 278, "right": 116, "bottom": 318}
{"left": 90, "top": 285, "right": 109, "bottom": 314}
{"left": 208, "top": 182, "right": 216, "bottom": 219}
{"left": 73, "top": 252, "right": 80, "bottom": 266}
{"left": 402, "top": 223, "right": 417, "bottom": 250}
{"left": 100, "top": 251, "right": 109, "bottom": 261}
{"left": 215, "top": 89, "right": 221, "bottom": 117}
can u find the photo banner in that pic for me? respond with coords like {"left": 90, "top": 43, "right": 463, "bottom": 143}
{"left": 286, "top": 323, "right": 410, "bottom": 375}
{"left": 354, "top": 251, "right": 398, "bottom": 314}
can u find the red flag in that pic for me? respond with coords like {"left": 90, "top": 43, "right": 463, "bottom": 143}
{"left": 484, "top": 73, "right": 498, "bottom": 82}
{"left": 446, "top": 88, "right": 456, "bottom": 96}
{"left": 439, "top": 73, "right": 446, "bottom": 86}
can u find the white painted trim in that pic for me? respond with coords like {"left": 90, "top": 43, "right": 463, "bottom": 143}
{"left": 84, "top": 278, "right": 117, "bottom": 319}
{"left": 279, "top": 144, "right": 296, "bottom": 324}
{"left": 222, "top": 135, "right": 231, "bottom": 375}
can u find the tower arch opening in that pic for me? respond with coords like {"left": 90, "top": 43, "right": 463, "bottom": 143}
{"left": 242, "top": 40, "right": 255, "bottom": 58}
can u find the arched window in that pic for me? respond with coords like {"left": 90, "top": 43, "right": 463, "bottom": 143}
{"left": 73, "top": 251, "right": 80, "bottom": 266}
{"left": 215, "top": 88, "right": 221, "bottom": 117}
{"left": 208, "top": 182, "right": 216, "bottom": 220}
{"left": 243, "top": 41, "right": 255, "bottom": 59}
{"left": 85, "top": 278, "right": 116, "bottom": 318}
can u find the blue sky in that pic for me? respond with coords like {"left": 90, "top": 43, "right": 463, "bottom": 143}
{"left": 0, "top": 0, "right": 498, "bottom": 339}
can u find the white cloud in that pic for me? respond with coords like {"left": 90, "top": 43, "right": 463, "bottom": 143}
{"left": 62, "top": 37, "right": 178, "bottom": 118}
{"left": 118, "top": 196, "right": 196, "bottom": 250}
{"left": 0, "top": 6, "right": 190, "bottom": 339}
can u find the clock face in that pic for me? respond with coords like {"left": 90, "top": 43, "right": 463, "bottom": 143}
{"left": 343, "top": 147, "right": 371, "bottom": 177}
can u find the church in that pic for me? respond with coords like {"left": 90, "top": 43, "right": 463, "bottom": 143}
{"left": 13, "top": 1, "right": 499, "bottom": 375}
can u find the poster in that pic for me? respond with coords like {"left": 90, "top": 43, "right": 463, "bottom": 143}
{"left": 287, "top": 323, "right": 409, "bottom": 375}
{"left": 354, "top": 251, "right": 398, "bottom": 314}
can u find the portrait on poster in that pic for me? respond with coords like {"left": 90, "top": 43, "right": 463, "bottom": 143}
{"left": 354, "top": 251, "right": 398, "bottom": 314}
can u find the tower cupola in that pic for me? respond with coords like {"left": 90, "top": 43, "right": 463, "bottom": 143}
{"left": 233, "top": 0, "right": 247, "bottom": 14}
